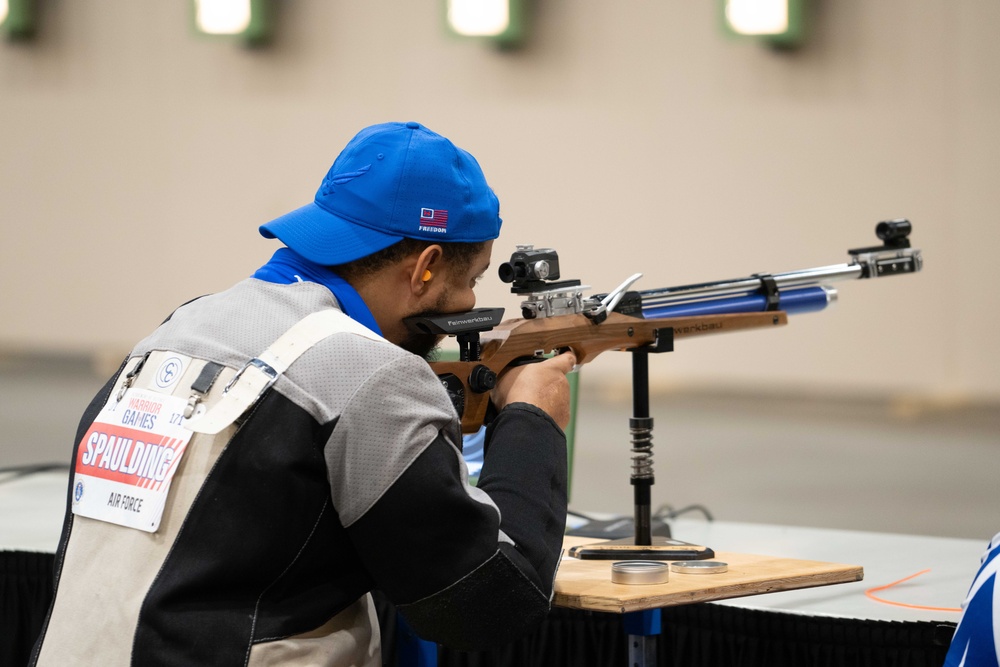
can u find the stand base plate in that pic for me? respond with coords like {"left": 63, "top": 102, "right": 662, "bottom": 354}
{"left": 567, "top": 536, "right": 715, "bottom": 561}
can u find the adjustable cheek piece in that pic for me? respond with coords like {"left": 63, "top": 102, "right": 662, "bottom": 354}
{"left": 402, "top": 308, "right": 507, "bottom": 421}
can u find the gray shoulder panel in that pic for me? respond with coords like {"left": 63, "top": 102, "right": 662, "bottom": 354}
{"left": 323, "top": 350, "right": 463, "bottom": 527}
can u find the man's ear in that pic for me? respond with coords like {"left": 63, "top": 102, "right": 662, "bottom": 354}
{"left": 408, "top": 244, "right": 444, "bottom": 294}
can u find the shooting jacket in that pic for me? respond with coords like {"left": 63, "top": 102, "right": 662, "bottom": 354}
{"left": 31, "top": 278, "right": 568, "bottom": 667}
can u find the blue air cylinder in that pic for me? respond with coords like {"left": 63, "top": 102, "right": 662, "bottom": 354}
{"left": 641, "top": 285, "right": 835, "bottom": 319}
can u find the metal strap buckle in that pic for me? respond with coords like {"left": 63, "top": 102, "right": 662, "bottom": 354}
{"left": 223, "top": 357, "right": 279, "bottom": 397}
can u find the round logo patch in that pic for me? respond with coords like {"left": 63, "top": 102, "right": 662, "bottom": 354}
{"left": 155, "top": 357, "right": 185, "bottom": 389}
{"left": 74, "top": 480, "right": 84, "bottom": 503}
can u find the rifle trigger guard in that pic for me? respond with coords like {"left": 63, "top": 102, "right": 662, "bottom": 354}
{"left": 509, "top": 355, "right": 547, "bottom": 368}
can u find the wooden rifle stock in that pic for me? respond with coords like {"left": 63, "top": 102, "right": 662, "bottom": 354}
{"left": 431, "top": 310, "right": 788, "bottom": 434}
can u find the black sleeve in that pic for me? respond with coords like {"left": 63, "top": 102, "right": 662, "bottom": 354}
{"left": 476, "top": 402, "right": 568, "bottom": 593}
{"left": 345, "top": 403, "right": 567, "bottom": 650}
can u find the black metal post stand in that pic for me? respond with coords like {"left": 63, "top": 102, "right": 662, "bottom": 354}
{"left": 567, "top": 328, "right": 715, "bottom": 560}
{"left": 631, "top": 348, "right": 655, "bottom": 546}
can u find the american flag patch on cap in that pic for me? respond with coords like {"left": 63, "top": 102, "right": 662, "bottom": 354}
{"left": 419, "top": 208, "right": 448, "bottom": 232}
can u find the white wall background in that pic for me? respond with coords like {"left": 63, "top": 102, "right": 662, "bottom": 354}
{"left": 1, "top": 0, "right": 998, "bottom": 402}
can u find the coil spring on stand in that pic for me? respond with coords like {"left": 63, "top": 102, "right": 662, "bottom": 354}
{"left": 630, "top": 417, "right": 654, "bottom": 480}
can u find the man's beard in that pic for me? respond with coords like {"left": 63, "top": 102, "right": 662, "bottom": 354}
{"left": 399, "top": 292, "right": 451, "bottom": 360}
{"left": 399, "top": 328, "right": 443, "bottom": 360}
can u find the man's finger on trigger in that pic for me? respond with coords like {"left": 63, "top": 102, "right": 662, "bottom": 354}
{"left": 550, "top": 349, "right": 577, "bottom": 371}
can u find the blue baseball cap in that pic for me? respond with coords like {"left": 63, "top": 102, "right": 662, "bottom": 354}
{"left": 260, "top": 121, "right": 502, "bottom": 265}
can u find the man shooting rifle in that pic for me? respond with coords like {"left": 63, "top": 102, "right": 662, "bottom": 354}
{"left": 32, "top": 122, "right": 575, "bottom": 667}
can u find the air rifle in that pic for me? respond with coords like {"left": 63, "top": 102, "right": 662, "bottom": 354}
{"left": 406, "top": 219, "right": 922, "bottom": 436}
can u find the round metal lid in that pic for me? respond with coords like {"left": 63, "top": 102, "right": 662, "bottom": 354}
{"left": 611, "top": 560, "right": 670, "bottom": 585}
{"left": 669, "top": 560, "right": 729, "bottom": 574}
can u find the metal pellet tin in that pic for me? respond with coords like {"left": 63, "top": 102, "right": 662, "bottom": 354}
{"left": 611, "top": 560, "right": 670, "bottom": 585}
{"left": 669, "top": 560, "right": 729, "bottom": 574}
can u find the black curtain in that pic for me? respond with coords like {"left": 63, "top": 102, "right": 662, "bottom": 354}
{"left": 376, "top": 593, "right": 956, "bottom": 667}
{"left": 1, "top": 551, "right": 54, "bottom": 667}
{"left": 4, "top": 552, "right": 954, "bottom": 667}
{"left": 657, "top": 604, "right": 955, "bottom": 667}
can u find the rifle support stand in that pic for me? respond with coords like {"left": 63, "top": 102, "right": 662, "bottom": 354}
{"left": 569, "top": 329, "right": 715, "bottom": 560}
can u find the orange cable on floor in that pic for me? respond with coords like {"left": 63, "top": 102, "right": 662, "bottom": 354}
{"left": 864, "top": 569, "right": 962, "bottom": 613}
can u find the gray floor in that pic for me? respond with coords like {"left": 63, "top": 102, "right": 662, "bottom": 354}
{"left": 1, "top": 354, "right": 996, "bottom": 541}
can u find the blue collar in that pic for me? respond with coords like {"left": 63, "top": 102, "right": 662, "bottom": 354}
{"left": 252, "top": 248, "right": 382, "bottom": 335}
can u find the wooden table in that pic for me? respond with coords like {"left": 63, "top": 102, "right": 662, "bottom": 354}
{"left": 554, "top": 536, "right": 864, "bottom": 666}
{"left": 555, "top": 536, "right": 864, "bottom": 613}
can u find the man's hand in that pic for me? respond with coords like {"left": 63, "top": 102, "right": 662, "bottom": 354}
{"left": 491, "top": 351, "right": 577, "bottom": 430}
